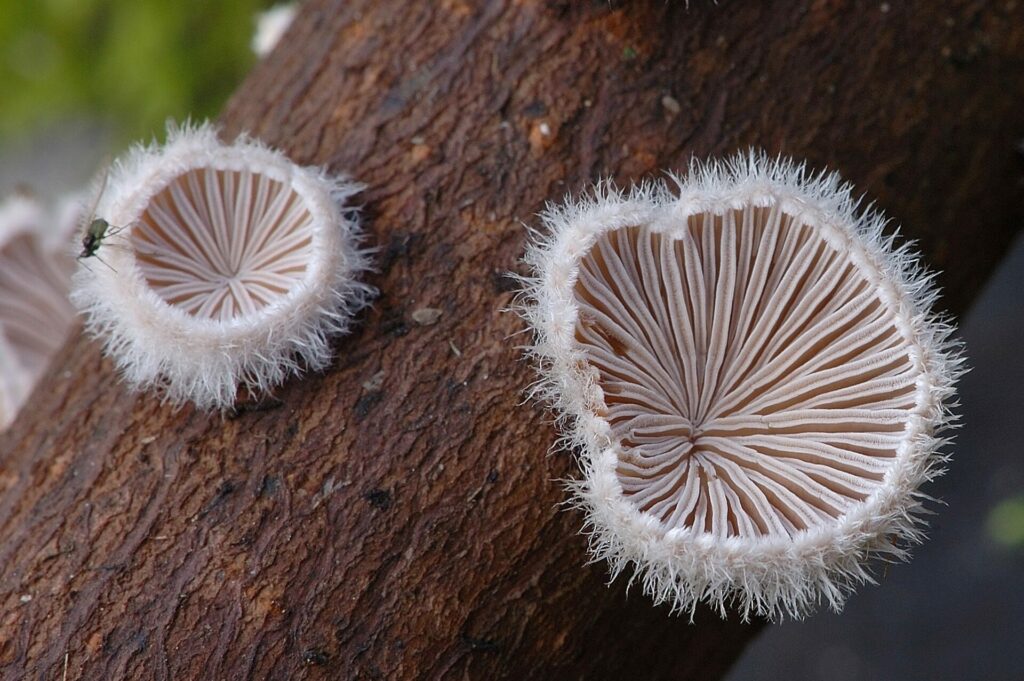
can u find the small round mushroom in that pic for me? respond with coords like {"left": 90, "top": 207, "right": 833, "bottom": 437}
{"left": 0, "top": 194, "right": 77, "bottom": 429}
{"left": 522, "top": 152, "right": 963, "bottom": 620}
{"left": 252, "top": 3, "right": 297, "bottom": 57}
{"left": 71, "top": 122, "right": 374, "bottom": 410}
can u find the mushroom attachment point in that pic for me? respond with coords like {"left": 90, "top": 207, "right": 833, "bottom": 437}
{"left": 71, "top": 122, "right": 373, "bottom": 410}
{"left": 521, "top": 152, "right": 963, "bottom": 621}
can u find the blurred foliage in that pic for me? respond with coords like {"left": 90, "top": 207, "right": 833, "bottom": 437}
{"left": 0, "top": 0, "right": 276, "bottom": 144}
{"left": 987, "top": 496, "right": 1024, "bottom": 549}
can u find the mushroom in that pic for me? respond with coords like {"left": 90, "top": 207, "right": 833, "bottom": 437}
{"left": 522, "top": 152, "right": 963, "bottom": 620}
{"left": 252, "top": 3, "right": 298, "bottom": 57}
{"left": 0, "top": 194, "right": 77, "bottom": 430}
{"left": 71, "top": 122, "right": 374, "bottom": 410}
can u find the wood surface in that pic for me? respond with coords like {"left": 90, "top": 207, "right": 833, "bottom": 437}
{"left": 2, "top": 1, "right": 1023, "bottom": 679}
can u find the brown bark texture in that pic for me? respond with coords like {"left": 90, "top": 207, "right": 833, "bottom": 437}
{"left": 2, "top": 1, "right": 1024, "bottom": 679}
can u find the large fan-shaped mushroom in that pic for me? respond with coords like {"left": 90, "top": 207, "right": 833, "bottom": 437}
{"left": 523, "top": 153, "right": 962, "bottom": 620}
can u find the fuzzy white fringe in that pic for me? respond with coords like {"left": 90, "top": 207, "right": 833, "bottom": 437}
{"left": 519, "top": 151, "right": 964, "bottom": 621}
{"left": 71, "top": 121, "right": 374, "bottom": 410}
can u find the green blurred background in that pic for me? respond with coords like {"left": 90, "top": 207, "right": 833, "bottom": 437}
{"left": 0, "top": 0, "right": 277, "bottom": 144}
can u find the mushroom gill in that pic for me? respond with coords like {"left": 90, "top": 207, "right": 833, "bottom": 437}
{"left": 574, "top": 213, "right": 915, "bottom": 540}
{"left": 132, "top": 168, "right": 314, "bottom": 321}
{"left": 0, "top": 231, "right": 76, "bottom": 377}
{"left": 0, "top": 197, "right": 76, "bottom": 430}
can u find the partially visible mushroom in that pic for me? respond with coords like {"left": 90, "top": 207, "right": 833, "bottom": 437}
{"left": 252, "top": 3, "right": 298, "bottom": 57}
{"left": 522, "top": 153, "right": 963, "bottom": 620}
{"left": 0, "top": 195, "right": 77, "bottom": 430}
{"left": 71, "top": 122, "right": 374, "bottom": 410}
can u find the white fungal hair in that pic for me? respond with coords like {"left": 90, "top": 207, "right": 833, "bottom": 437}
{"left": 71, "top": 121, "right": 374, "bottom": 410}
{"left": 520, "top": 151, "right": 963, "bottom": 621}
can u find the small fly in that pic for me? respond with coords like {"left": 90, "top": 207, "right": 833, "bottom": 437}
{"left": 77, "top": 165, "right": 128, "bottom": 269}
{"left": 79, "top": 217, "right": 121, "bottom": 260}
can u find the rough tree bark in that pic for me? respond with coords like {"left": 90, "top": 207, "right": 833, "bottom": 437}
{"left": 1, "top": 1, "right": 1023, "bottom": 679}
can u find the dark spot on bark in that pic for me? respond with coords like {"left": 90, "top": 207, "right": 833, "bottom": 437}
{"left": 185, "top": 436, "right": 204, "bottom": 454}
{"left": 491, "top": 269, "right": 519, "bottom": 293}
{"left": 302, "top": 648, "right": 330, "bottom": 666}
{"left": 355, "top": 391, "right": 382, "bottom": 421}
{"left": 232, "top": 530, "right": 256, "bottom": 547}
{"left": 228, "top": 396, "right": 284, "bottom": 419}
{"left": 284, "top": 422, "right": 299, "bottom": 440}
{"left": 460, "top": 633, "right": 500, "bottom": 652}
{"left": 130, "top": 630, "right": 149, "bottom": 652}
{"left": 445, "top": 379, "right": 463, "bottom": 397}
{"left": 365, "top": 488, "right": 392, "bottom": 510}
{"left": 199, "top": 480, "right": 236, "bottom": 518}
{"left": 487, "top": 470, "right": 499, "bottom": 484}
{"left": 380, "top": 305, "right": 410, "bottom": 337}
{"left": 380, "top": 232, "right": 423, "bottom": 272}
{"left": 522, "top": 100, "right": 547, "bottom": 118}
{"left": 543, "top": 0, "right": 573, "bottom": 18}
{"left": 257, "top": 475, "right": 279, "bottom": 497}
{"left": 948, "top": 42, "right": 987, "bottom": 69}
